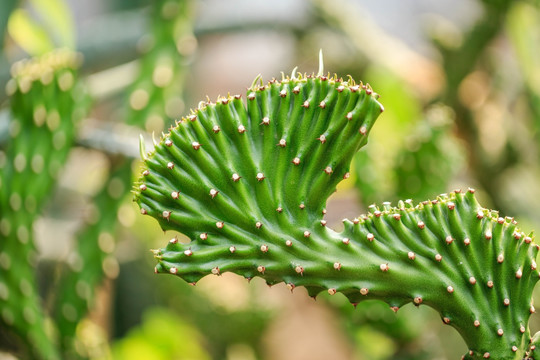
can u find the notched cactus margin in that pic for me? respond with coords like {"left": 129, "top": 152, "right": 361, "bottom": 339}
{"left": 134, "top": 71, "right": 539, "bottom": 360}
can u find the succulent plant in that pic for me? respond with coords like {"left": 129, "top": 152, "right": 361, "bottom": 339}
{"left": 0, "top": 49, "right": 82, "bottom": 360}
{"left": 134, "top": 64, "right": 540, "bottom": 359}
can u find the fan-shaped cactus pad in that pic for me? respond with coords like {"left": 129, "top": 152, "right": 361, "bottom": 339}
{"left": 134, "top": 72, "right": 539, "bottom": 360}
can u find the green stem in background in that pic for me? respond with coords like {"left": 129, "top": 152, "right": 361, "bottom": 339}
{"left": 134, "top": 70, "right": 540, "bottom": 360}
{"left": 0, "top": 49, "right": 84, "bottom": 360}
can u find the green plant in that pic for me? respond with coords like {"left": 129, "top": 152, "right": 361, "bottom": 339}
{"left": 134, "top": 63, "right": 540, "bottom": 359}
{"left": 0, "top": 49, "right": 83, "bottom": 360}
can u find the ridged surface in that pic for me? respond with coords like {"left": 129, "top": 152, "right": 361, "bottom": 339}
{"left": 134, "top": 74, "right": 539, "bottom": 359}
{"left": 0, "top": 49, "right": 82, "bottom": 360}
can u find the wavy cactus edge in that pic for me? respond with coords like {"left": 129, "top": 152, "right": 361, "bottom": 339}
{"left": 133, "top": 70, "right": 540, "bottom": 360}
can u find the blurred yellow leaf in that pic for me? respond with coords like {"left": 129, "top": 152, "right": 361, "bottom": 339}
{"left": 8, "top": 8, "right": 54, "bottom": 56}
{"left": 30, "top": 0, "right": 75, "bottom": 49}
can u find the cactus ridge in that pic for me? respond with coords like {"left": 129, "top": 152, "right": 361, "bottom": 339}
{"left": 135, "top": 72, "right": 539, "bottom": 359}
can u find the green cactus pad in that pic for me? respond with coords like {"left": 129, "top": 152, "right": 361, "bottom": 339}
{"left": 134, "top": 72, "right": 539, "bottom": 360}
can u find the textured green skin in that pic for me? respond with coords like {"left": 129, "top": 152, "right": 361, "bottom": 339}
{"left": 0, "top": 50, "right": 81, "bottom": 360}
{"left": 134, "top": 74, "right": 540, "bottom": 359}
{"left": 53, "top": 1, "right": 195, "bottom": 357}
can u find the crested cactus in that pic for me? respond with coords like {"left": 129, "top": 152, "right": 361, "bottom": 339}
{"left": 134, "top": 65, "right": 540, "bottom": 359}
{"left": 0, "top": 49, "right": 82, "bottom": 360}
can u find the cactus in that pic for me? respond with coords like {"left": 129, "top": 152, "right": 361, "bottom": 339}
{"left": 134, "top": 65, "right": 540, "bottom": 359}
{"left": 0, "top": 49, "right": 82, "bottom": 360}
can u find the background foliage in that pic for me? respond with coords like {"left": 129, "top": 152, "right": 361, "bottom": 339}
{"left": 1, "top": 0, "right": 540, "bottom": 359}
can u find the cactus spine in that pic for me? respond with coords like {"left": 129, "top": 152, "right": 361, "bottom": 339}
{"left": 134, "top": 68, "right": 540, "bottom": 359}
{"left": 0, "top": 49, "right": 82, "bottom": 360}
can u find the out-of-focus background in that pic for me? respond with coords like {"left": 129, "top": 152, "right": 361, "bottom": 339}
{"left": 1, "top": 0, "right": 540, "bottom": 359}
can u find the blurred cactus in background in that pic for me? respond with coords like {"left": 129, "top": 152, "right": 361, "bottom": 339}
{"left": 0, "top": 49, "right": 84, "bottom": 360}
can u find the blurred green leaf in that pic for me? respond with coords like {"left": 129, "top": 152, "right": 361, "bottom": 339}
{"left": 7, "top": 8, "right": 54, "bottom": 55}
{"left": 112, "top": 307, "right": 211, "bottom": 360}
{"left": 30, "top": 0, "right": 75, "bottom": 49}
{"left": 507, "top": 2, "right": 540, "bottom": 95}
